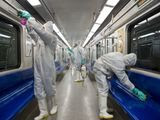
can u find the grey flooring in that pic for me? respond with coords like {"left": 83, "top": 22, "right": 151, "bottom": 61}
{"left": 25, "top": 69, "right": 127, "bottom": 120}
{"left": 54, "top": 70, "right": 99, "bottom": 120}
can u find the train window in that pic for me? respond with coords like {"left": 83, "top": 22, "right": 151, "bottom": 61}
{"left": 112, "top": 38, "right": 114, "bottom": 52}
{"left": 91, "top": 47, "right": 96, "bottom": 62}
{"left": 108, "top": 38, "right": 112, "bottom": 53}
{"left": 128, "top": 11, "right": 160, "bottom": 72}
{"left": 88, "top": 48, "right": 90, "bottom": 60}
{"left": 0, "top": 17, "right": 20, "bottom": 71}
{"left": 102, "top": 39, "right": 105, "bottom": 55}
{"left": 106, "top": 39, "right": 108, "bottom": 53}
{"left": 96, "top": 42, "right": 101, "bottom": 59}
{"left": 62, "top": 48, "right": 64, "bottom": 62}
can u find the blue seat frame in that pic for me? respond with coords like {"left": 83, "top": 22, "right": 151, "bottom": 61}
{"left": 55, "top": 61, "right": 64, "bottom": 74}
{"left": 109, "top": 70, "right": 160, "bottom": 120}
{"left": 0, "top": 68, "right": 34, "bottom": 120}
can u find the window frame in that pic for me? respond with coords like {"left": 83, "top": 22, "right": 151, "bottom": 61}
{"left": 0, "top": 15, "right": 21, "bottom": 72}
{"left": 128, "top": 9, "right": 160, "bottom": 72}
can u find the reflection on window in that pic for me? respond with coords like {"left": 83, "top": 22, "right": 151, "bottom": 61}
{"left": 148, "top": 12, "right": 160, "bottom": 21}
{"left": 0, "top": 17, "right": 20, "bottom": 71}
{"left": 138, "top": 33, "right": 155, "bottom": 39}
{"left": 129, "top": 11, "right": 160, "bottom": 72}
{"left": 96, "top": 42, "right": 102, "bottom": 59}
{"left": 62, "top": 48, "right": 64, "bottom": 62}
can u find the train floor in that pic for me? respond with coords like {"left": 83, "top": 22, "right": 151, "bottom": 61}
{"left": 23, "top": 69, "right": 127, "bottom": 120}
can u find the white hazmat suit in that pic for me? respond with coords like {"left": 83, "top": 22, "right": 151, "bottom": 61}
{"left": 27, "top": 18, "right": 58, "bottom": 120}
{"left": 72, "top": 45, "right": 85, "bottom": 81}
{"left": 93, "top": 52, "right": 136, "bottom": 119}
{"left": 73, "top": 45, "right": 85, "bottom": 70}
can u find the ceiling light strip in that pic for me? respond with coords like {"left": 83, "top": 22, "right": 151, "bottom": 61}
{"left": 106, "top": 0, "right": 120, "bottom": 6}
{"left": 27, "top": 0, "right": 41, "bottom": 6}
{"left": 52, "top": 24, "right": 71, "bottom": 48}
{"left": 82, "top": 0, "right": 120, "bottom": 47}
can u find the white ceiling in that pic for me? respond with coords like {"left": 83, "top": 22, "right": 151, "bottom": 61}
{"left": 37, "top": 0, "right": 106, "bottom": 46}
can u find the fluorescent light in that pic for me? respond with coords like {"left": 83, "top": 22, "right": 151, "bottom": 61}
{"left": 138, "top": 33, "right": 155, "bottom": 39}
{"left": 133, "top": 38, "right": 136, "bottom": 41}
{"left": 82, "top": 32, "right": 94, "bottom": 47}
{"left": 106, "top": 0, "right": 119, "bottom": 6}
{"left": 27, "top": 0, "right": 41, "bottom": 6}
{"left": 83, "top": 39, "right": 89, "bottom": 47}
{"left": 83, "top": 1, "right": 118, "bottom": 47}
{"left": 90, "top": 24, "right": 100, "bottom": 33}
{"left": 0, "top": 33, "right": 11, "bottom": 38}
{"left": 138, "top": 20, "right": 147, "bottom": 25}
{"left": 148, "top": 12, "right": 160, "bottom": 21}
{"left": 83, "top": 5, "right": 114, "bottom": 47}
{"left": 57, "top": 32, "right": 63, "bottom": 39}
{"left": 53, "top": 24, "right": 60, "bottom": 33}
{"left": 96, "top": 6, "right": 113, "bottom": 24}
{"left": 52, "top": 24, "right": 71, "bottom": 48}
{"left": 58, "top": 33, "right": 66, "bottom": 41}
{"left": 88, "top": 32, "right": 94, "bottom": 38}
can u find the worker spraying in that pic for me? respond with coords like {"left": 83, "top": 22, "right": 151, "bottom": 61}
{"left": 18, "top": 10, "right": 58, "bottom": 120}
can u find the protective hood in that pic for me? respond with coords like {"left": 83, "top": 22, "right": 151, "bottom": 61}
{"left": 123, "top": 53, "right": 137, "bottom": 66}
{"left": 43, "top": 21, "right": 53, "bottom": 33}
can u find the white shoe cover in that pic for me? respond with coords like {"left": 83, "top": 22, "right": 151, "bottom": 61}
{"left": 50, "top": 96, "right": 58, "bottom": 115}
{"left": 50, "top": 105, "right": 58, "bottom": 115}
{"left": 71, "top": 68, "right": 74, "bottom": 76}
{"left": 99, "top": 94, "right": 113, "bottom": 119}
{"left": 34, "top": 113, "right": 48, "bottom": 120}
{"left": 99, "top": 112, "right": 113, "bottom": 119}
{"left": 74, "top": 71, "right": 84, "bottom": 82}
{"left": 74, "top": 79, "right": 84, "bottom": 82}
{"left": 34, "top": 99, "right": 48, "bottom": 120}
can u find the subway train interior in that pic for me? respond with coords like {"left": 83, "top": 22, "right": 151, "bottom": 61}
{"left": 0, "top": 0, "right": 160, "bottom": 120}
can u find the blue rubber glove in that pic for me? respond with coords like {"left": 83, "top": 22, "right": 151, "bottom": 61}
{"left": 67, "top": 48, "right": 74, "bottom": 54}
{"left": 18, "top": 10, "right": 31, "bottom": 20}
{"left": 81, "top": 59, "right": 85, "bottom": 65}
{"left": 131, "top": 88, "right": 147, "bottom": 101}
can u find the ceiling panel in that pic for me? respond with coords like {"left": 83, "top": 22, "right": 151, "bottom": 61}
{"left": 40, "top": 0, "right": 106, "bottom": 46}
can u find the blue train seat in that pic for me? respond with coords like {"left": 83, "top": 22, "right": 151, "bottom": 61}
{"left": 86, "top": 61, "right": 95, "bottom": 73}
{"left": 109, "top": 70, "right": 160, "bottom": 120}
{"left": 0, "top": 68, "right": 34, "bottom": 120}
{"left": 55, "top": 61, "right": 65, "bottom": 74}
{"left": 86, "top": 61, "right": 96, "bottom": 81}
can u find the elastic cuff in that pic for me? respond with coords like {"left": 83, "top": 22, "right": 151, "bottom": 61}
{"left": 130, "top": 85, "right": 135, "bottom": 91}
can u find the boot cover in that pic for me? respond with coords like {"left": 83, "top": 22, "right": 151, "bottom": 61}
{"left": 99, "top": 94, "right": 113, "bottom": 119}
{"left": 34, "top": 99, "right": 49, "bottom": 120}
{"left": 50, "top": 96, "right": 58, "bottom": 115}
